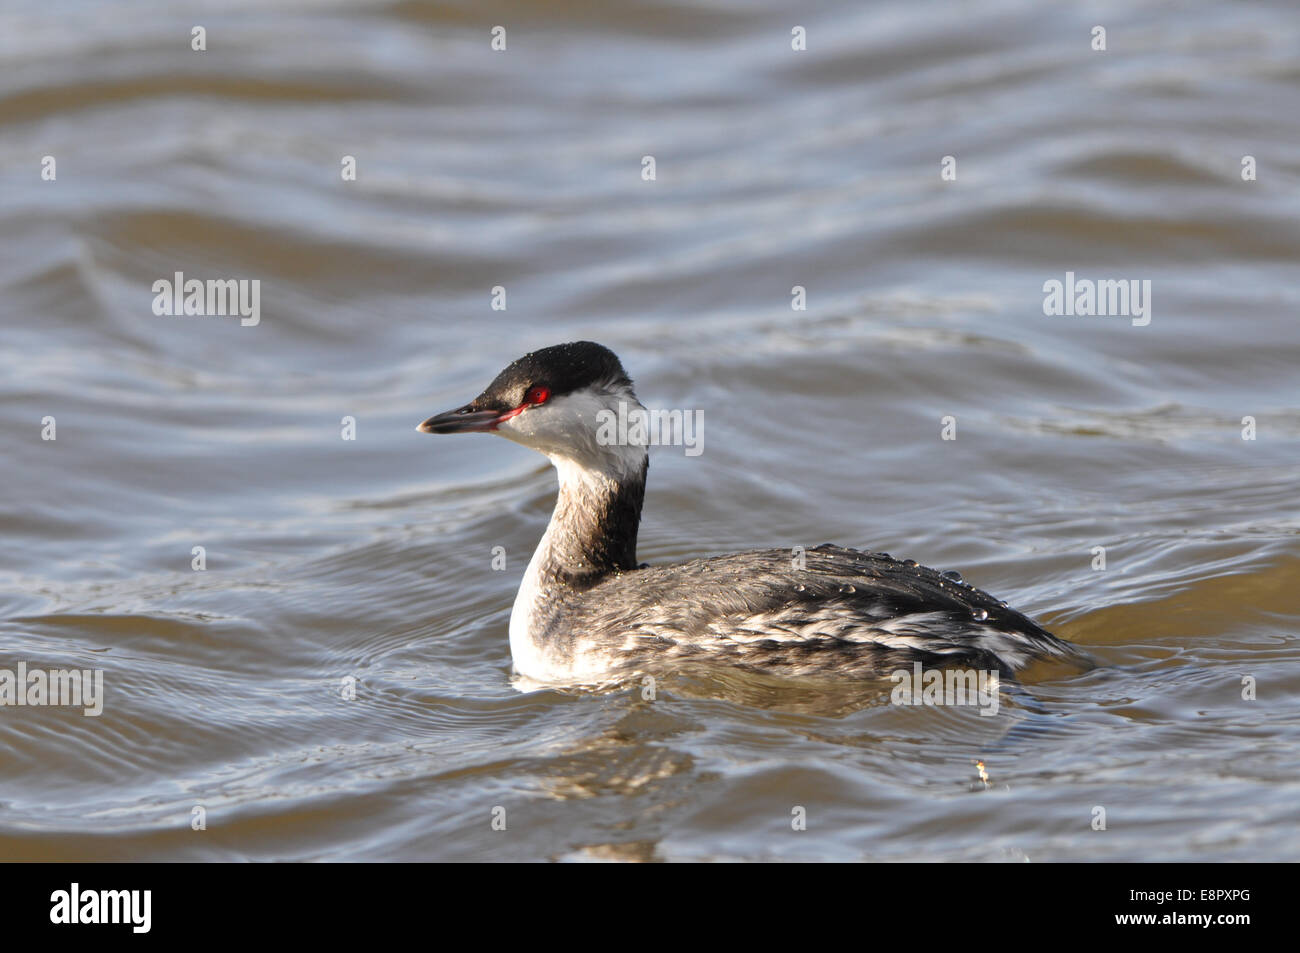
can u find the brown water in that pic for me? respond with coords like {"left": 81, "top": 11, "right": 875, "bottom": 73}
{"left": 2, "top": 0, "right": 1299, "bottom": 861}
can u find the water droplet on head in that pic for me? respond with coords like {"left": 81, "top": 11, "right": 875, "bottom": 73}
{"left": 941, "top": 570, "right": 963, "bottom": 583}
{"left": 972, "top": 608, "right": 989, "bottom": 622}
{"left": 903, "top": 559, "right": 918, "bottom": 568}
{"left": 839, "top": 584, "right": 856, "bottom": 594}
{"left": 795, "top": 583, "right": 806, "bottom": 592}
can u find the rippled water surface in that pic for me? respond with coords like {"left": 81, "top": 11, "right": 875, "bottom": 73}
{"left": 2, "top": 0, "right": 1299, "bottom": 861}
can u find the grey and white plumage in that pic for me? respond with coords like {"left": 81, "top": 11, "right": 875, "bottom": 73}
{"left": 418, "top": 341, "right": 1082, "bottom": 685}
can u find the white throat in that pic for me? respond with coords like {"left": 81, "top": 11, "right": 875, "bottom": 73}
{"left": 504, "top": 387, "right": 649, "bottom": 682}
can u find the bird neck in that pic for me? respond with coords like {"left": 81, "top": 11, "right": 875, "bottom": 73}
{"left": 531, "top": 451, "right": 646, "bottom": 588}
{"left": 507, "top": 448, "right": 647, "bottom": 679}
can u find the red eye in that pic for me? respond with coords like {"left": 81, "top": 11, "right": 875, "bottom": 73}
{"left": 523, "top": 385, "right": 550, "bottom": 406}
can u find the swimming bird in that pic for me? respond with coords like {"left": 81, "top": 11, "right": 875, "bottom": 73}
{"left": 418, "top": 341, "right": 1080, "bottom": 685}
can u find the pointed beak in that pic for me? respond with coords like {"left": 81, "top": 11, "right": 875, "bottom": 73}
{"left": 416, "top": 402, "right": 503, "bottom": 434}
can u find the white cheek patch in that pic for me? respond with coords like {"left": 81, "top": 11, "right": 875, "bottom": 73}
{"left": 495, "top": 386, "right": 647, "bottom": 479}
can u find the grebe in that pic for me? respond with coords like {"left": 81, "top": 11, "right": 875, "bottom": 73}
{"left": 418, "top": 342, "right": 1081, "bottom": 685}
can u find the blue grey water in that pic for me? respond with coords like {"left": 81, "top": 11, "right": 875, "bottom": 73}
{"left": 1, "top": 0, "right": 1297, "bottom": 860}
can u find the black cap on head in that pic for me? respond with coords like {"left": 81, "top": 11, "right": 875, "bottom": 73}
{"left": 474, "top": 341, "right": 631, "bottom": 411}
